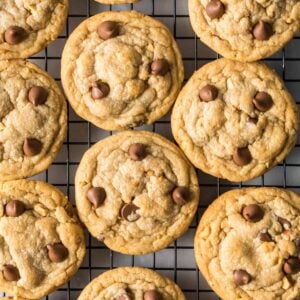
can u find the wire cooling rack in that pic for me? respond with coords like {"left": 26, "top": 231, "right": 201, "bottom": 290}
{"left": 1, "top": 0, "right": 299, "bottom": 299}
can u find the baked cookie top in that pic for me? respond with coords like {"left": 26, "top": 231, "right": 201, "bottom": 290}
{"left": 189, "top": 0, "right": 300, "bottom": 62}
{"left": 0, "top": 0, "right": 68, "bottom": 59}
{"left": 0, "top": 180, "right": 85, "bottom": 299}
{"left": 171, "top": 58, "right": 299, "bottom": 182}
{"left": 61, "top": 10, "right": 184, "bottom": 130}
{"left": 75, "top": 131, "right": 199, "bottom": 255}
{"left": 0, "top": 60, "right": 67, "bottom": 181}
{"left": 78, "top": 267, "right": 186, "bottom": 300}
{"left": 195, "top": 187, "right": 300, "bottom": 300}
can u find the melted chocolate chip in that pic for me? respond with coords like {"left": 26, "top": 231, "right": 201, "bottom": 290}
{"left": 4, "top": 26, "right": 27, "bottom": 45}
{"left": 98, "top": 21, "right": 119, "bottom": 40}
{"left": 47, "top": 243, "right": 69, "bottom": 263}
{"left": 199, "top": 85, "right": 218, "bottom": 102}
{"left": 233, "top": 147, "right": 252, "bottom": 166}
{"left": 242, "top": 204, "right": 264, "bottom": 222}
{"left": 253, "top": 21, "right": 273, "bottom": 41}
{"left": 2, "top": 265, "right": 20, "bottom": 281}
{"left": 283, "top": 258, "right": 300, "bottom": 275}
{"left": 277, "top": 216, "right": 291, "bottom": 230}
{"left": 5, "top": 200, "right": 25, "bottom": 217}
{"left": 144, "top": 290, "right": 162, "bottom": 300}
{"left": 253, "top": 92, "right": 273, "bottom": 112}
{"left": 91, "top": 81, "right": 110, "bottom": 99}
{"left": 87, "top": 187, "right": 106, "bottom": 208}
{"left": 172, "top": 187, "right": 190, "bottom": 206}
{"left": 206, "top": 0, "right": 225, "bottom": 19}
{"left": 128, "top": 143, "right": 147, "bottom": 161}
{"left": 151, "top": 59, "right": 169, "bottom": 76}
{"left": 259, "top": 231, "right": 272, "bottom": 242}
{"left": 233, "top": 269, "right": 251, "bottom": 286}
{"left": 23, "top": 138, "right": 42, "bottom": 157}
{"left": 28, "top": 86, "right": 48, "bottom": 106}
{"left": 121, "top": 204, "right": 140, "bottom": 222}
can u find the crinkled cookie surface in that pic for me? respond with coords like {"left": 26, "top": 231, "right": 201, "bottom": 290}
{"left": 189, "top": 0, "right": 300, "bottom": 61}
{"left": 61, "top": 10, "right": 184, "bottom": 130}
{"left": 75, "top": 131, "right": 199, "bottom": 254}
{"left": 78, "top": 267, "right": 186, "bottom": 300}
{"left": 171, "top": 58, "right": 299, "bottom": 182}
{"left": 0, "top": 180, "right": 85, "bottom": 299}
{"left": 195, "top": 187, "right": 300, "bottom": 300}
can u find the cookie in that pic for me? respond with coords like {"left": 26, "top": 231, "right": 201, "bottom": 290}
{"left": 0, "top": 180, "right": 86, "bottom": 299}
{"left": 171, "top": 58, "right": 299, "bottom": 182}
{"left": 0, "top": 60, "right": 67, "bottom": 181}
{"left": 75, "top": 130, "right": 199, "bottom": 255}
{"left": 95, "top": 0, "right": 139, "bottom": 3}
{"left": 78, "top": 267, "right": 185, "bottom": 300}
{"left": 0, "top": 0, "right": 68, "bottom": 59}
{"left": 61, "top": 10, "right": 184, "bottom": 130}
{"left": 195, "top": 187, "right": 300, "bottom": 300}
{"left": 189, "top": 0, "right": 300, "bottom": 62}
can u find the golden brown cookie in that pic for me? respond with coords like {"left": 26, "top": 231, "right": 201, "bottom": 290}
{"left": 61, "top": 11, "right": 184, "bottom": 130}
{"left": 75, "top": 131, "right": 199, "bottom": 254}
{"left": 0, "top": 0, "right": 68, "bottom": 59}
{"left": 0, "top": 60, "right": 67, "bottom": 181}
{"left": 171, "top": 58, "right": 299, "bottom": 182}
{"left": 0, "top": 180, "right": 85, "bottom": 299}
{"left": 189, "top": 0, "right": 300, "bottom": 61}
{"left": 195, "top": 187, "right": 300, "bottom": 300}
{"left": 78, "top": 267, "right": 185, "bottom": 299}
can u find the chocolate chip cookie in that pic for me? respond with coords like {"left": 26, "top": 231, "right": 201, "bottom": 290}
{"left": 78, "top": 267, "right": 185, "bottom": 300}
{"left": 171, "top": 58, "right": 299, "bottom": 182}
{"left": 75, "top": 131, "right": 199, "bottom": 254}
{"left": 0, "top": 60, "right": 67, "bottom": 181}
{"left": 189, "top": 0, "right": 300, "bottom": 61}
{"left": 195, "top": 187, "right": 300, "bottom": 300}
{"left": 0, "top": 180, "right": 85, "bottom": 299}
{"left": 61, "top": 10, "right": 184, "bottom": 130}
{"left": 0, "top": 0, "right": 68, "bottom": 59}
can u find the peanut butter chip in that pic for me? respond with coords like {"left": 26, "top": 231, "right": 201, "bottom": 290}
{"left": 151, "top": 59, "right": 169, "bottom": 76}
{"left": 242, "top": 204, "right": 264, "bottom": 222}
{"left": 233, "top": 269, "right": 251, "bottom": 286}
{"left": 121, "top": 204, "right": 140, "bottom": 222}
{"left": 87, "top": 187, "right": 106, "bottom": 208}
{"left": 5, "top": 200, "right": 25, "bottom": 217}
{"left": 206, "top": 0, "right": 225, "bottom": 19}
{"left": 128, "top": 143, "right": 147, "bottom": 161}
{"left": 28, "top": 86, "right": 48, "bottom": 106}
{"left": 91, "top": 81, "right": 110, "bottom": 99}
{"left": 47, "top": 243, "right": 69, "bottom": 262}
{"left": 283, "top": 258, "right": 300, "bottom": 275}
{"left": 253, "top": 92, "right": 273, "bottom": 112}
{"left": 98, "top": 21, "right": 119, "bottom": 40}
{"left": 199, "top": 84, "right": 218, "bottom": 102}
{"left": 144, "top": 290, "right": 161, "bottom": 300}
{"left": 172, "top": 187, "right": 190, "bottom": 206}
{"left": 233, "top": 147, "right": 252, "bottom": 166}
{"left": 4, "top": 26, "right": 27, "bottom": 45}
{"left": 23, "top": 138, "right": 42, "bottom": 156}
{"left": 253, "top": 21, "right": 273, "bottom": 41}
{"left": 2, "top": 265, "right": 20, "bottom": 281}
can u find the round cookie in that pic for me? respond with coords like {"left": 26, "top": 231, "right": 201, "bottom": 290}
{"left": 0, "top": 60, "right": 67, "bottom": 181}
{"left": 195, "top": 187, "right": 300, "bottom": 300}
{"left": 96, "top": 0, "right": 139, "bottom": 3}
{"left": 0, "top": 0, "right": 68, "bottom": 59}
{"left": 78, "top": 267, "right": 185, "bottom": 300}
{"left": 0, "top": 180, "right": 86, "bottom": 299}
{"left": 189, "top": 0, "right": 300, "bottom": 62}
{"left": 61, "top": 10, "right": 184, "bottom": 130}
{"left": 75, "top": 131, "right": 199, "bottom": 255}
{"left": 171, "top": 58, "right": 299, "bottom": 182}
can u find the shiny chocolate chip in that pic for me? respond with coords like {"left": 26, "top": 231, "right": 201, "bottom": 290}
{"left": 277, "top": 216, "right": 291, "bottom": 230}
{"left": 172, "top": 187, "right": 190, "bottom": 206}
{"left": 233, "top": 269, "right": 251, "bottom": 286}
{"left": 2, "top": 265, "right": 20, "bottom": 281}
{"left": 253, "top": 92, "right": 273, "bottom": 112}
{"left": 199, "top": 84, "right": 218, "bottom": 102}
{"left": 98, "top": 21, "right": 119, "bottom": 40}
{"left": 23, "top": 138, "right": 42, "bottom": 157}
{"left": 259, "top": 231, "right": 272, "bottom": 242}
{"left": 206, "top": 0, "right": 225, "bottom": 19}
{"left": 144, "top": 290, "right": 162, "bottom": 300}
{"left": 91, "top": 81, "right": 110, "bottom": 99}
{"left": 242, "top": 204, "right": 264, "bottom": 222}
{"left": 128, "top": 143, "right": 147, "bottom": 161}
{"left": 47, "top": 243, "right": 69, "bottom": 263}
{"left": 151, "top": 59, "right": 169, "bottom": 76}
{"left": 28, "top": 86, "right": 48, "bottom": 106}
{"left": 4, "top": 26, "right": 27, "bottom": 45}
{"left": 233, "top": 147, "right": 252, "bottom": 166}
{"left": 5, "top": 200, "right": 25, "bottom": 217}
{"left": 253, "top": 21, "right": 273, "bottom": 41}
{"left": 87, "top": 187, "right": 106, "bottom": 208}
{"left": 283, "top": 258, "right": 300, "bottom": 275}
{"left": 121, "top": 203, "right": 140, "bottom": 222}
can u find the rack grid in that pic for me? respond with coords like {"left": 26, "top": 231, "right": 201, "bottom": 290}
{"left": 2, "top": 0, "right": 300, "bottom": 299}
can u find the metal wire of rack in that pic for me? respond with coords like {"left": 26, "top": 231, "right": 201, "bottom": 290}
{"left": 1, "top": 0, "right": 299, "bottom": 299}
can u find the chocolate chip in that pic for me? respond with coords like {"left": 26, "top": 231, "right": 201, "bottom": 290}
{"left": 5, "top": 200, "right": 25, "bottom": 217}
{"left": 23, "top": 138, "right": 42, "bottom": 157}
{"left": 28, "top": 86, "right": 48, "bottom": 106}
{"left": 253, "top": 92, "right": 273, "bottom": 112}
{"left": 2, "top": 265, "right": 20, "bottom": 281}
{"left": 249, "top": 117, "right": 258, "bottom": 124}
{"left": 151, "top": 59, "right": 169, "bottom": 76}
{"left": 206, "top": 0, "right": 225, "bottom": 19}
{"left": 128, "top": 143, "right": 147, "bottom": 161}
{"left": 233, "top": 147, "right": 252, "bottom": 166}
{"left": 47, "top": 243, "right": 69, "bottom": 262}
{"left": 277, "top": 216, "right": 291, "bottom": 230}
{"left": 91, "top": 81, "right": 110, "bottom": 99}
{"left": 172, "top": 187, "right": 190, "bottom": 206}
{"left": 253, "top": 21, "right": 273, "bottom": 41}
{"left": 98, "top": 234, "right": 105, "bottom": 242}
{"left": 121, "top": 204, "right": 140, "bottom": 222}
{"left": 283, "top": 258, "right": 300, "bottom": 275}
{"left": 294, "top": 237, "right": 300, "bottom": 248}
{"left": 98, "top": 21, "right": 119, "bottom": 40}
{"left": 144, "top": 290, "right": 161, "bottom": 300}
{"left": 242, "top": 204, "right": 264, "bottom": 222}
{"left": 4, "top": 26, "right": 27, "bottom": 45}
{"left": 259, "top": 231, "right": 272, "bottom": 242}
{"left": 233, "top": 269, "right": 251, "bottom": 286}
{"left": 87, "top": 187, "right": 106, "bottom": 208}
{"left": 199, "top": 85, "right": 218, "bottom": 102}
